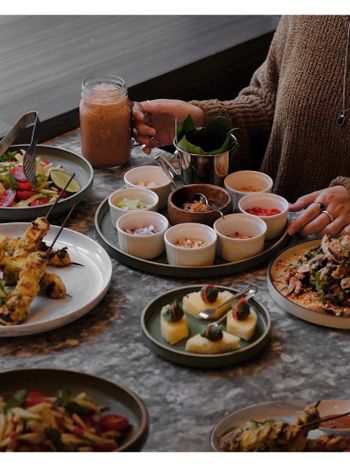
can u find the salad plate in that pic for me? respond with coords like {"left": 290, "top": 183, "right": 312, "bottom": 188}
{"left": 0, "top": 145, "right": 93, "bottom": 221}
{"left": 0, "top": 222, "right": 112, "bottom": 337}
{"left": 141, "top": 285, "right": 271, "bottom": 368}
{"left": 0, "top": 368, "right": 149, "bottom": 451}
{"left": 95, "top": 197, "right": 290, "bottom": 278}
{"left": 211, "top": 400, "right": 322, "bottom": 451}
{"left": 267, "top": 240, "right": 350, "bottom": 329}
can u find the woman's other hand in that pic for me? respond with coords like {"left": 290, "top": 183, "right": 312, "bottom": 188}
{"left": 132, "top": 99, "right": 204, "bottom": 154}
{"left": 288, "top": 186, "right": 350, "bottom": 237}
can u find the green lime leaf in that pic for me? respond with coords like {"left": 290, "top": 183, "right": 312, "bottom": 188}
{"left": 4, "top": 389, "right": 27, "bottom": 413}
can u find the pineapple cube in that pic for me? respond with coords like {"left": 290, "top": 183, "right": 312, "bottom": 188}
{"left": 182, "top": 290, "right": 233, "bottom": 319}
{"left": 226, "top": 308, "right": 257, "bottom": 341}
{"left": 185, "top": 331, "right": 240, "bottom": 354}
{"left": 160, "top": 306, "right": 189, "bottom": 345}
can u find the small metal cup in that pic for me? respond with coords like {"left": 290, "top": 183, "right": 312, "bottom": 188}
{"left": 172, "top": 133, "right": 239, "bottom": 186}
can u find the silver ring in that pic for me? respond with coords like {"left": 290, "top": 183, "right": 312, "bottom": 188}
{"left": 321, "top": 209, "right": 334, "bottom": 223}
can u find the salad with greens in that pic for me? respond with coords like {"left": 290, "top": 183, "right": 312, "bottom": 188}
{"left": 0, "top": 149, "right": 80, "bottom": 208}
{"left": 175, "top": 115, "right": 237, "bottom": 155}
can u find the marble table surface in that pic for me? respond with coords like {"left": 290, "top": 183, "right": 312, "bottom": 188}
{"left": 1, "top": 131, "right": 350, "bottom": 452}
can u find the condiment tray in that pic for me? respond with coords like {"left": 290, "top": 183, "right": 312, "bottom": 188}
{"left": 95, "top": 197, "right": 290, "bottom": 278}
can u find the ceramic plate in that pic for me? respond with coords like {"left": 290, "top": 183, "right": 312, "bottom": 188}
{"left": 95, "top": 197, "right": 290, "bottom": 278}
{"left": 267, "top": 240, "right": 350, "bottom": 329}
{"left": 141, "top": 285, "right": 271, "bottom": 368}
{"left": 0, "top": 145, "right": 93, "bottom": 221}
{"left": 0, "top": 222, "right": 112, "bottom": 337}
{"left": 211, "top": 400, "right": 324, "bottom": 451}
{"left": 0, "top": 368, "right": 149, "bottom": 452}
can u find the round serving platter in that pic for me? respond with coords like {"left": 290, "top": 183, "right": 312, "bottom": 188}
{"left": 141, "top": 285, "right": 271, "bottom": 369}
{"left": 0, "top": 145, "right": 94, "bottom": 221}
{"left": 0, "top": 222, "right": 112, "bottom": 337}
{"left": 95, "top": 197, "right": 290, "bottom": 278}
{"left": 211, "top": 400, "right": 322, "bottom": 451}
{"left": 267, "top": 239, "right": 350, "bottom": 329}
{"left": 0, "top": 368, "right": 149, "bottom": 452}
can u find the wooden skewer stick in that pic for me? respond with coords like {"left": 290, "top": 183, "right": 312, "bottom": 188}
{"left": 45, "top": 172, "right": 76, "bottom": 220}
{"left": 301, "top": 410, "right": 350, "bottom": 430}
{"left": 47, "top": 205, "right": 76, "bottom": 255}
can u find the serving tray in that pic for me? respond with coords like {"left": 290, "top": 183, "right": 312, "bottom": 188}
{"left": 95, "top": 197, "right": 290, "bottom": 278}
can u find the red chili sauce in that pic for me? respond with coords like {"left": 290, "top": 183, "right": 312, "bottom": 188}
{"left": 246, "top": 207, "right": 281, "bottom": 216}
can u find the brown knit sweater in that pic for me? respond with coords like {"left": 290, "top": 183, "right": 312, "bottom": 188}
{"left": 191, "top": 15, "right": 350, "bottom": 202}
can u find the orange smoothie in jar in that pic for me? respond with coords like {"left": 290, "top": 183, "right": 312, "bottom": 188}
{"left": 80, "top": 76, "right": 131, "bottom": 168}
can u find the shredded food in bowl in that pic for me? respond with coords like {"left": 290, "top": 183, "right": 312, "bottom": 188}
{"left": 0, "top": 388, "right": 130, "bottom": 451}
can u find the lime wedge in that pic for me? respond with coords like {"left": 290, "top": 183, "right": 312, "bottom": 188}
{"left": 50, "top": 170, "right": 81, "bottom": 194}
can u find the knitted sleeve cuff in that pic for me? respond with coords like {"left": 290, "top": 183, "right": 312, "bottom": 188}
{"left": 329, "top": 176, "right": 350, "bottom": 194}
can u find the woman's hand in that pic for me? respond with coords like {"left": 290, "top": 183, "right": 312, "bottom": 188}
{"left": 288, "top": 186, "right": 350, "bottom": 237}
{"left": 132, "top": 99, "right": 204, "bottom": 154}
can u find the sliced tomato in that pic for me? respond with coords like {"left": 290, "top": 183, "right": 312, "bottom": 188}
{"left": 16, "top": 190, "right": 37, "bottom": 200}
{"left": 0, "top": 189, "right": 16, "bottom": 207}
{"left": 25, "top": 391, "right": 50, "bottom": 408}
{"left": 31, "top": 197, "right": 50, "bottom": 207}
{"left": 98, "top": 414, "right": 129, "bottom": 432}
{"left": 72, "top": 426, "right": 84, "bottom": 437}
{"left": 10, "top": 166, "right": 27, "bottom": 182}
{"left": 17, "top": 182, "right": 33, "bottom": 191}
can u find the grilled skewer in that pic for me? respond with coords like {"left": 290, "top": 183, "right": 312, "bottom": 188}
{"left": 0, "top": 207, "right": 75, "bottom": 325}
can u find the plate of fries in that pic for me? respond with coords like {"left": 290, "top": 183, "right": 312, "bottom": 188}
{"left": 0, "top": 217, "right": 112, "bottom": 337}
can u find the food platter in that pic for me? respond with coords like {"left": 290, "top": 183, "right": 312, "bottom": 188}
{"left": 211, "top": 400, "right": 322, "bottom": 451}
{"left": 141, "top": 285, "right": 271, "bottom": 368}
{"left": 0, "top": 145, "right": 93, "bottom": 221}
{"left": 267, "top": 239, "right": 350, "bottom": 329}
{"left": 0, "top": 368, "right": 149, "bottom": 451}
{"left": 0, "top": 222, "right": 112, "bottom": 337}
{"left": 95, "top": 197, "right": 290, "bottom": 278}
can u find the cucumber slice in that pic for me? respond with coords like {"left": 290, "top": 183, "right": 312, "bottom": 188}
{"left": 49, "top": 170, "right": 80, "bottom": 194}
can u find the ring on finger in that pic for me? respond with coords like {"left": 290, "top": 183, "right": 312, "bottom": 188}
{"left": 321, "top": 209, "right": 334, "bottom": 223}
{"left": 314, "top": 201, "right": 326, "bottom": 211}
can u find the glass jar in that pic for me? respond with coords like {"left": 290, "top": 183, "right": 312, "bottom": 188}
{"left": 80, "top": 75, "right": 131, "bottom": 168}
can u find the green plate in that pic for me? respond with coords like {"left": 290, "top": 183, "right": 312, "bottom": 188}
{"left": 0, "top": 368, "right": 149, "bottom": 452}
{"left": 141, "top": 285, "right": 271, "bottom": 368}
{"left": 0, "top": 145, "right": 93, "bottom": 221}
{"left": 95, "top": 197, "right": 290, "bottom": 278}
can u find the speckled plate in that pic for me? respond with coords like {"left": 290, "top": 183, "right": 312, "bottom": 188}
{"left": 95, "top": 197, "right": 290, "bottom": 278}
{"left": 141, "top": 285, "right": 271, "bottom": 368}
{"left": 0, "top": 368, "right": 149, "bottom": 451}
{"left": 0, "top": 145, "right": 93, "bottom": 221}
{"left": 211, "top": 400, "right": 322, "bottom": 451}
{"left": 0, "top": 223, "right": 112, "bottom": 337}
{"left": 267, "top": 240, "right": 350, "bottom": 329}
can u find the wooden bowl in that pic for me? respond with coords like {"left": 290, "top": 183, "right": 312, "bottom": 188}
{"left": 167, "top": 184, "right": 232, "bottom": 226}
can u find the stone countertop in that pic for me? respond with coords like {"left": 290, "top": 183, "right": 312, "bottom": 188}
{"left": 1, "top": 131, "right": 350, "bottom": 452}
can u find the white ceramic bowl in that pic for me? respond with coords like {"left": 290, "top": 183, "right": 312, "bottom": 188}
{"left": 317, "top": 400, "right": 350, "bottom": 438}
{"left": 214, "top": 213, "right": 267, "bottom": 262}
{"left": 238, "top": 193, "right": 289, "bottom": 240}
{"left": 164, "top": 222, "right": 217, "bottom": 266}
{"left": 108, "top": 187, "right": 159, "bottom": 228}
{"left": 224, "top": 170, "right": 273, "bottom": 211}
{"left": 124, "top": 166, "right": 172, "bottom": 209}
{"left": 116, "top": 211, "right": 169, "bottom": 260}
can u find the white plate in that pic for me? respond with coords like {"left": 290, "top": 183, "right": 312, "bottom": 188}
{"left": 267, "top": 240, "right": 350, "bottom": 329}
{"left": 0, "top": 223, "right": 112, "bottom": 337}
{"left": 211, "top": 400, "right": 322, "bottom": 451}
